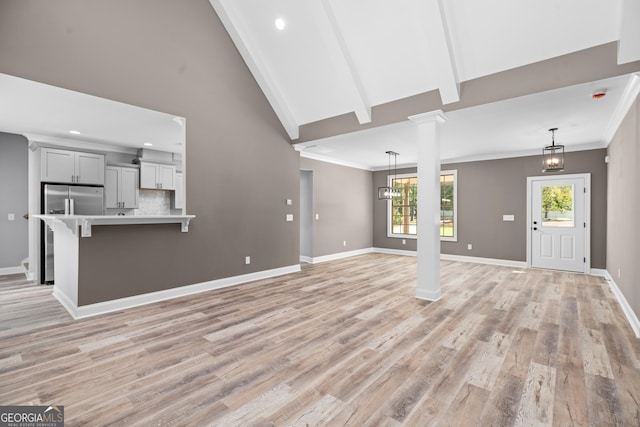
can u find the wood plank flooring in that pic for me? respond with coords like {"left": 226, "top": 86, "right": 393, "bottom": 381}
{"left": 1, "top": 254, "right": 639, "bottom": 426}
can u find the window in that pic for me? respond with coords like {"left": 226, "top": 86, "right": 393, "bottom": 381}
{"left": 387, "top": 170, "right": 457, "bottom": 241}
{"left": 541, "top": 184, "right": 574, "bottom": 227}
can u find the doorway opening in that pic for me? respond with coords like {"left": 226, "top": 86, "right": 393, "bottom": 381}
{"left": 300, "top": 170, "right": 313, "bottom": 263}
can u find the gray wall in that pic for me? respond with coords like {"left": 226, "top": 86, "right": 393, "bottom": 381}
{"left": 300, "top": 158, "right": 372, "bottom": 258}
{"left": 607, "top": 95, "right": 640, "bottom": 320}
{"left": 0, "top": 132, "right": 28, "bottom": 269}
{"left": 373, "top": 149, "right": 608, "bottom": 268}
{"left": 0, "top": 1, "right": 299, "bottom": 303}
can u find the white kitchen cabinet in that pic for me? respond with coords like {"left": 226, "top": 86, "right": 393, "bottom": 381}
{"left": 140, "top": 162, "right": 175, "bottom": 190}
{"left": 41, "top": 147, "right": 105, "bottom": 185}
{"left": 105, "top": 166, "right": 139, "bottom": 209}
{"left": 173, "top": 172, "right": 184, "bottom": 210}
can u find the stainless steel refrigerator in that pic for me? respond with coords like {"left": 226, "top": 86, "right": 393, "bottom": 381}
{"left": 42, "top": 184, "right": 104, "bottom": 284}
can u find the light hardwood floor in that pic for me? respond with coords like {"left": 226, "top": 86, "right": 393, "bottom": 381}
{"left": 1, "top": 254, "right": 639, "bottom": 426}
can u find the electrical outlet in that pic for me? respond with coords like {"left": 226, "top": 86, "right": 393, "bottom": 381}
{"left": 245, "top": 256, "right": 251, "bottom": 265}
{"left": 7, "top": 213, "right": 15, "bottom": 221}
{"left": 402, "top": 239, "right": 406, "bottom": 245}
{"left": 343, "top": 241, "right": 347, "bottom": 247}
{"left": 315, "top": 213, "right": 319, "bottom": 220}
{"left": 467, "top": 244, "right": 472, "bottom": 250}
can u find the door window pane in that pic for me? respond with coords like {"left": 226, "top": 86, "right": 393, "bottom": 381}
{"left": 541, "top": 185, "right": 574, "bottom": 227}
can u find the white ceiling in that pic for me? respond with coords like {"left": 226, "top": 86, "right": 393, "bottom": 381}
{"left": 211, "top": 0, "right": 640, "bottom": 168}
{"left": 0, "top": 73, "right": 185, "bottom": 153}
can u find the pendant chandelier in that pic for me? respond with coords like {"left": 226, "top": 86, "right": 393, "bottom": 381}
{"left": 542, "top": 127, "right": 564, "bottom": 173}
{"left": 378, "top": 150, "right": 401, "bottom": 200}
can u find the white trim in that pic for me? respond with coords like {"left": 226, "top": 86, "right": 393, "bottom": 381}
{"left": 603, "top": 270, "right": 640, "bottom": 338}
{"left": 439, "top": 253, "right": 527, "bottom": 268}
{"left": 304, "top": 248, "right": 374, "bottom": 264}
{"left": 441, "top": 142, "right": 606, "bottom": 165}
{"left": 589, "top": 268, "right": 608, "bottom": 277}
{"left": 0, "top": 266, "right": 25, "bottom": 275}
{"left": 52, "top": 287, "right": 79, "bottom": 318}
{"left": 59, "top": 264, "right": 301, "bottom": 320}
{"left": 297, "top": 143, "right": 609, "bottom": 172}
{"left": 373, "top": 248, "right": 527, "bottom": 268}
{"left": 440, "top": 169, "right": 457, "bottom": 242}
{"left": 602, "top": 73, "right": 640, "bottom": 145}
{"left": 25, "top": 134, "right": 141, "bottom": 155}
{"left": 373, "top": 247, "right": 417, "bottom": 257}
{"left": 299, "top": 255, "right": 313, "bottom": 264}
{"left": 386, "top": 170, "right": 457, "bottom": 242}
{"left": 415, "top": 287, "right": 442, "bottom": 302}
{"left": 298, "top": 150, "right": 371, "bottom": 171}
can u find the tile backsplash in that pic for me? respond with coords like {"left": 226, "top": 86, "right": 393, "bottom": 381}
{"left": 134, "top": 189, "right": 171, "bottom": 215}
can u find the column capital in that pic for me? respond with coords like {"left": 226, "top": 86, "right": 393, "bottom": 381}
{"left": 408, "top": 110, "right": 447, "bottom": 125}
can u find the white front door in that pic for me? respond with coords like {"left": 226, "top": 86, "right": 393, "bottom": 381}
{"left": 528, "top": 174, "right": 590, "bottom": 273}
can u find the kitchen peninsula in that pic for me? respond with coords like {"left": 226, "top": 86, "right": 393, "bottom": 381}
{"left": 34, "top": 214, "right": 195, "bottom": 318}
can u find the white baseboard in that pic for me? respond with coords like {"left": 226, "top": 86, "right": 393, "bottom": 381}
{"left": 63, "top": 264, "right": 301, "bottom": 320}
{"left": 52, "top": 287, "right": 79, "bottom": 319}
{"left": 415, "top": 288, "right": 442, "bottom": 302}
{"left": 299, "top": 255, "right": 313, "bottom": 264}
{"left": 306, "top": 248, "right": 374, "bottom": 264}
{"left": 309, "top": 247, "right": 526, "bottom": 268}
{"left": 0, "top": 266, "right": 25, "bottom": 275}
{"left": 372, "top": 247, "right": 417, "bottom": 257}
{"left": 439, "top": 253, "right": 527, "bottom": 268}
{"left": 603, "top": 271, "right": 640, "bottom": 338}
{"left": 589, "top": 268, "right": 608, "bottom": 277}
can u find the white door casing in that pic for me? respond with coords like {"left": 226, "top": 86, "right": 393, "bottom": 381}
{"left": 527, "top": 173, "right": 590, "bottom": 273}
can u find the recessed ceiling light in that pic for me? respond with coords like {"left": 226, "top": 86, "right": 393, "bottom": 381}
{"left": 143, "top": 142, "right": 153, "bottom": 146}
{"left": 69, "top": 130, "right": 81, "bottom": 135}
{"left": 275, "top": 17, "right": 286, "bottom": 31}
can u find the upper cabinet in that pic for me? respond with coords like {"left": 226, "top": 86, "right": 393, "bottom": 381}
{"left": 139, "top": 161, "right": 175, "bottom": 190}
{"left": 41, "top": 147, "right": 105, "bottom": 185}
{"left": 105, "top": 166, "right": 139, "bottom": 209}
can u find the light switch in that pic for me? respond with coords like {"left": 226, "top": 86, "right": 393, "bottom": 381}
{"left": 286, "top": 214, "right": 294, "bottom": 222}
{"left": 7, "top": 213, "right": 15, "bottom": 221}
{"left": 286, "top": 199, "right": 292, "bottom": 205}
{"left": 503, "top": 214, "right": 515, "bottom": 221}
{"left": 315, "top": 213, "right": 319, "bottom": 220}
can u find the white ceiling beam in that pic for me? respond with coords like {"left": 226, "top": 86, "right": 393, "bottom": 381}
{"left": 309, "top": 0, "right": 371, "bottom": 124}
{"left": 618, "top": 0, "right": 640, "bottom": 64}
{"left": 208, "top": 0, "right": 300, "bottom": 139}
{"left": 419, "top": 0, "right": 460, "bottom": 105}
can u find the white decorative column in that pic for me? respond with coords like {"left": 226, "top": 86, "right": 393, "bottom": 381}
{"left": 409, "top": 110, "right": 447, "bottom": 301}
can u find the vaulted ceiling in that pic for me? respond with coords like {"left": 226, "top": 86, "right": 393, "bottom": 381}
{"left": 210, "top": 0, "right": 640, "bottom": 168}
